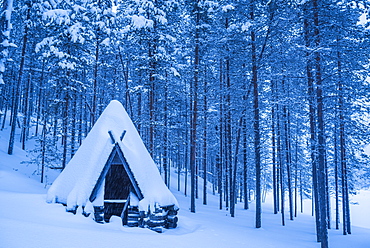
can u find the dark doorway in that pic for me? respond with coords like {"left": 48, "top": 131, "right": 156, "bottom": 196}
{"left": 104, "top": 153, "right": 131, "bottom": 222}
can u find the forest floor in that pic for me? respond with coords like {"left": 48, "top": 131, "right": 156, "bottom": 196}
{"left": 1, "top": 127, "right": 370, "bottom": 248}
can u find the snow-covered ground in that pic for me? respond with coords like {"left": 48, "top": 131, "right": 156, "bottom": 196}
{"left": 1, "top": 129, "right": 370, "bottom": 247}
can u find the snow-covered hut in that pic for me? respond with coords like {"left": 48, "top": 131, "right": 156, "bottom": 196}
{"left": 47, "top": 100, "right": 179, "bottom": 232}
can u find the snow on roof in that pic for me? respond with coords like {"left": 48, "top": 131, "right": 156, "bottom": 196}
{"left": 47, "top": 100, "right": 179, "bottom": 212}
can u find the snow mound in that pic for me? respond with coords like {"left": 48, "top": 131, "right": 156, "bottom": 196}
{"left": 47, "top": 100, "right": 179, "bottom": 212}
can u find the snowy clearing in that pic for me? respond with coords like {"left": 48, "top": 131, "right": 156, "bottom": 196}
{"left": 1, "top": 142, "right": 370, "bottom": 248}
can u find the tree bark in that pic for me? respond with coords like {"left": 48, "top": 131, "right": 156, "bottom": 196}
{"left": 338, "top": 50, "right": 351, "bottom": 235}
{"left": 190, "top": 0, "right": 200, "bottom": 213}
{"left": 163, "top": 83, "right": 169, "bottom": 186}
{"left": 250, "top": 0, "right": 262, "bottom": 228}
{"left": 203, "top": 77, "right": 207, "bottom": 205}
{"left": 313, "top": 0, "right": 329, "bottom": 245}
{"left": 243, "top": 117, "right": 249, "bottom": 210}
{"left": 91, "top": 36, "right": 99, "bottom": 125}
{"left": 8, "top": 2, "right": 30, "bottom": 155}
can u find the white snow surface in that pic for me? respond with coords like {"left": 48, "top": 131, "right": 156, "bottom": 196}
{"left": 46, "top": 100, "right": 178, "bottom": 212}
{"left": 1, "top": 160, "right": 370, "bottom": 248}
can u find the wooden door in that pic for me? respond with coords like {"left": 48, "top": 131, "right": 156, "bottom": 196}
{"left": 104, "top": 154, "right": 131, "bottom": 222}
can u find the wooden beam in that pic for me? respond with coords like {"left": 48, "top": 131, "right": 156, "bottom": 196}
{"left": 89, "top": 149, "right": 117, "bottom": 202}
{"left": 90, "top": 130, "right": 143, "bottom": 203}
{"left": 120, "top": 130, "right": 127, "bottom": 141}
{"left": 108, "top": 130, "right": 115, "bottom": 144}
{"left": 115, "top": 143, "right": 144, "bottom": 200}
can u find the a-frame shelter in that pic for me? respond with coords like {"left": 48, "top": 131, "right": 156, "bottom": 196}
{"left": 47, "top": 100, "right": 179, "bottom": 231}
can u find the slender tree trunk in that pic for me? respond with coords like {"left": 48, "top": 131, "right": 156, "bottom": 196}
{"left": 324, "top": 149, "right": 331, "bottom": 230}
{"left": 163, "top": 83, "right": 169, "bottom": 186}
{"left": 92, "top": 36, "right": 99, "bottom": 125}
{"left": 148, "top": 37, "right": 156, "bottom": 157}
{"left": 300, "top": 165, "right": 303, "bottom": 213}
{"left": 231, "top": 117, "right": 242, "bottom": 217}
{"left": 203, "top": 78, "right": 207, "bottom": 205}
{"left": 277, "top": 108, "right": 285, "bottom": 226}
{"left": 35, "top": 60, "right": 45, "bottom": 136}
{"left": 8, "top": 3, "right": 30, "bottom": 155}
{"left": 61, "top": 89, "right": 69, "bottom": 169}
{"left": 184, "top": 101, "right": 190, "bottom": 197}
{"left": 243, "top": 117, "right": 249, "bottom": 210}
{"left": 334, "top": 114, "right": 339, "bottom": 230}
{"left": 40, "top": 103, "right": 47, "bottom": 183}
{"left": 304, "top": 3, "right": 321, "bottom": 241}
{"left": 1, "top": 100, "right": 7, "bottom": 130}
{"left": 70, "top": 93, "right": 77, "bottom": 158}
{"left": 226, "top": 57, "right": 232, "bottom": 212}
{"left": 177, "top": 131, "right": 181, "bottom": 191}
{"left": 21, "top": 71, "right": 31, "bottom": 150}
{"left": 78, "top": 93, "right": 83, "bottom": 145}
{"left": 338, "top": 50, "right": 351, "bottom": 235}
{"left": 137, "top": 91, "right": 142, "bottom": 134}
{"left": 249, "top": 0, "right": 262, "bottom": 229}
{"left": 190, "top": 0, "right": 200, "bottom": 213}
{"left": 313, "top": 0, "right": 328, "bottom": 246}
{"left": 272, "top": 80, "right": 278, "bottom": 214}
{"left": 219, "top": 60, "right": 224, "bottom": 210}
{"left": 294, "top": 129, "right": 299, "bottom": 218}
{"left": 283, "top": 104, "right": 294, "bottom": 221}
{"left": 196, "top": 159, "right": 199, "bottom": 199}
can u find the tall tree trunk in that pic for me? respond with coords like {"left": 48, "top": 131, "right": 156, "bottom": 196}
{"left": 294, "top": 127, "right": 299, "bottom": 218}
{"left": 250, "top": 0, "right": 262, "bottom": 228}
{"left": 35, "top": 60, "right": 45, "bottom": 136}
{"left": 78, "top": 93, "right": 83, "bottom": 145}
{"left": 231, "top": 117, "right": 242, "bottom": 217}
{"left": 148, "top": 37, "right": 156, "bottom": 157}
{"left": 92, "top": 36, "right": 99, "bottom": 125}
{"left": 218, "top": 60, "right": 224, "bottom": 210}
{"left": 8, "top": 2, "right": 30, "bottom": 155}
{"left": 163, "top": 83, "right": 169, "bottom": 186}
{"left": 283, "top": 104, "right": 294, "bottom": 221}
{"left": 190, "top": 0, "right": 200, "bottom": 213}
{"left": 184, "top": 102, "right": 189, "bottom": 197}
{"left": 1, "top": 96, "right": 8, "bottom": 130}
{"left": 334, "top": 112, "right": 339, "bottom": 230}
{"left": 177, "top": 130, "right": 181, "bottom": 191}
{"left": 70, "top": 93, "right": 77, "bottom": 158}
{"left": 304, "top": 2, "right": 321, "bottom": 241}
{"left": 137, "top": 91, "right": 142, "bottom": 134}
{"left": 338, "top": 49, "right": 351, "bottom": 235}
{"left": 40, "top": 94, "right": 47, "bottom": 184}
{"left": 226, "top": 58, "right": 231, "bottom": 211}
{"left": 272, "top": 80, "right": 278, "bottom": 214}
{"left": 21, "top": 71, "right": 31, "bottom": 150}
{"left": 61, "top": 88, "right": 69, "bottom": 169}
{"left": 300, "top": 163, "right": 303, "bottom": 213}
{"left": 277, "top": 107, "right": 285, "bottom": 226}
{"left": 203, "top": 77, "right": 207, "bottom": 205}
{"left": 313, "top": 0, "right": 328, "bottom": 246}
{"left": 243, "top": 117, "right": 249, "bottom": 210}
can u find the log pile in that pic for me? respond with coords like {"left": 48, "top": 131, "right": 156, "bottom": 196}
{"left": 126, "top": 204, "right": 179, "bottom": 233}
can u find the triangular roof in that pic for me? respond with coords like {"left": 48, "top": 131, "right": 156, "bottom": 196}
{"left": 89, "top": 140, "right": 144, "bottom": 204}
{"left": 47, "top": 100, "right": 179, "bottom": 212}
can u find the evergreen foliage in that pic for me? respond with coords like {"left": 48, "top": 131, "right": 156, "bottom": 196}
{"left": 1, "top": 0, "right": 369, "bottom": 246}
